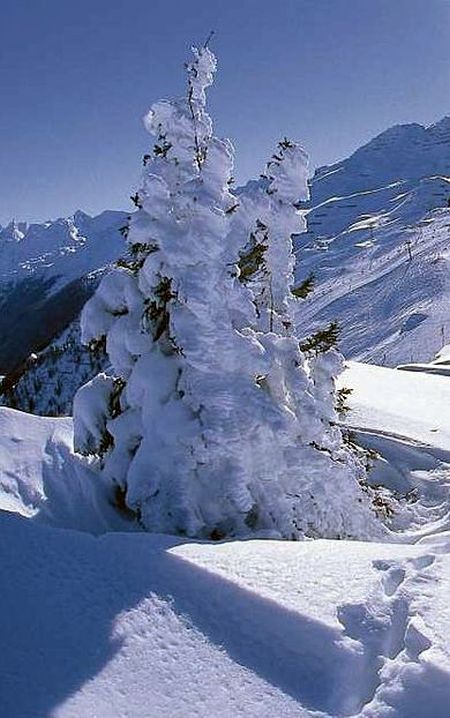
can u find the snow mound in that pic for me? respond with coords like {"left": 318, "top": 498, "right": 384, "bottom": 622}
{"left": 338, "top": 362, "right": 450, "bottom": 539}
{"left": 0, "top": 407, "right": 129, "bottom": 533}
{"left": 339, "top": 360, "right": 450, "bottom": 448}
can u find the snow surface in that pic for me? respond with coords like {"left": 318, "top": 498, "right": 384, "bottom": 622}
{"left": 0, "top": 512, "right": 425, "bottom": 718}
{"left": 337, "top": 362, "right": 450, "bottom": 542}
{"left": 339, "top": 360, "right": 450, "bottom": 448}
{"left": 2, "top": 361, "right": 450, "bottom": 716}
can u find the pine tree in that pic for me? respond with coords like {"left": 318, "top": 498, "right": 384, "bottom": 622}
{"left": 74, "top": 46, "right": 383, "bottom": 541}
{"left": 230, "top": 138, "right": 310, "bottom": 334}
{"left": 299, "top": 321, "right": 339, "bottom": 355}
{"left": 231, "top": 141, "right": 345, "bottom": 441}
{"left": 291, "top": 272, "right": 315, "bottom": 299}
{"left": 74, "top": 45, "right": 282, "bottom": 537}
{"left": 227, "top": 139, "right": 383, "bottom": 538}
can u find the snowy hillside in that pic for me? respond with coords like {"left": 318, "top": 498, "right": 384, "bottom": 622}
{"left": 0, "top": 319, "right": 107, "bottom": 416}
{"left": 0, "top": 209, "right": 126, "bottom": 376}
{"left": 2, "top": 362, "right": 450, "bottom": 716}
{"left": 295, "top": 117, "right": 450, "bottom": 366}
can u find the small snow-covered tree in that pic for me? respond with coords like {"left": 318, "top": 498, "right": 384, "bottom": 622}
{"left": 230, "top": 139, "right": 342, "bottom": 435}
{"left": 231, "top": 138, "right": 310, "bottom": 335}
{"left": 74, "top": 45, "right": 383, "bottom": 540}
{"left": 228, "top": 139, "right": 383, "bottom": 537}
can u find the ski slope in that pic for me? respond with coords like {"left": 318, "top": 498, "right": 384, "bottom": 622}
{"left": 1, "top": 362, "right": 450, "bottom": 716}
{"left": 295, "top": 118, "right": 450, "bottom": 367}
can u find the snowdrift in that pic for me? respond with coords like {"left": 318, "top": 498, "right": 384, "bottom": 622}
{"left": 0, "top": 407, "right": 129, "bottom": 533}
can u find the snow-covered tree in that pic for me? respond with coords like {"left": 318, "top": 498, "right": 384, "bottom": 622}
{"left": 229, "top": 140, "right": 343, "bottom": 438}
{"left": 228, "top": 139, "right": 385, "bottom": 536}
{"left": 74, "top": 45, "right": 383, "bottom": 540}
{"left": 230, "top": 138, "right": 310, "bottom": 334}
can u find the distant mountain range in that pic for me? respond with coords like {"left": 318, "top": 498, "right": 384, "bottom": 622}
{"left": 0, "top": 210, "right": 127, "bottom": 414}
{"left": 3, "top": 117, "right": 450, "bottom": 415}
{"left": 0, "top": 209, "right": 127, "bottom": 375}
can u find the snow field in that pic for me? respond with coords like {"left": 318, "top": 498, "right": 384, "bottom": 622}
{"left": 3, "top": 358, "right": 450, "bottom": 716}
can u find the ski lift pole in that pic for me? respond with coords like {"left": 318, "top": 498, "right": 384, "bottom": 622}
{"left": 405, "top": 239, "right": 413, "bottom": 261}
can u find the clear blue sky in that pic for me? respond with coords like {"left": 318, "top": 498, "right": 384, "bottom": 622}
{"left": 1, "top": 0, "right": 450, "bottom": 225}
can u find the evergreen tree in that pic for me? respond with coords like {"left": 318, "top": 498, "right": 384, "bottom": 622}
{"left": 74, "top": 45, "right": 275, "bottom": 537}
{"left": 291, "top": 272, "right": 315, "bottom": 299}
{"left": 231, "top": 138, "right": 310, "bottom": 334}
{"left": 74, "top": 46, "right": 383, "bottom": 541}
{"left": 227, "top": 139, "right": 383, "bottom": 537}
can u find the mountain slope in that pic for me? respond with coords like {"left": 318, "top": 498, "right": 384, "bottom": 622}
{"left": 295, "top": 117, "right": 450, "bottom": 366}
{"left": 1, "top": 319, "right": 106, "bottom": 416}
{"left": 0, "top": 210, "right": 128, "bottom": 415}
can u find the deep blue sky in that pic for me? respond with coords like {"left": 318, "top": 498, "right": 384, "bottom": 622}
{"left": 1, "top": 0, "right": 450, "bottom": 225}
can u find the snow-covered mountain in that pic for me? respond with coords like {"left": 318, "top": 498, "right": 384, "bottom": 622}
{"left": 0, "top": 209, "right": 127, "bottom": 376}
{"left": 0, "top": 210, "right": 128, "bottom": 414}
{"left": 295, "top": 117, "right": 450, "bottom": 366}
{"left": 0, "top": 210, "right": 127, "bottom": 290}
